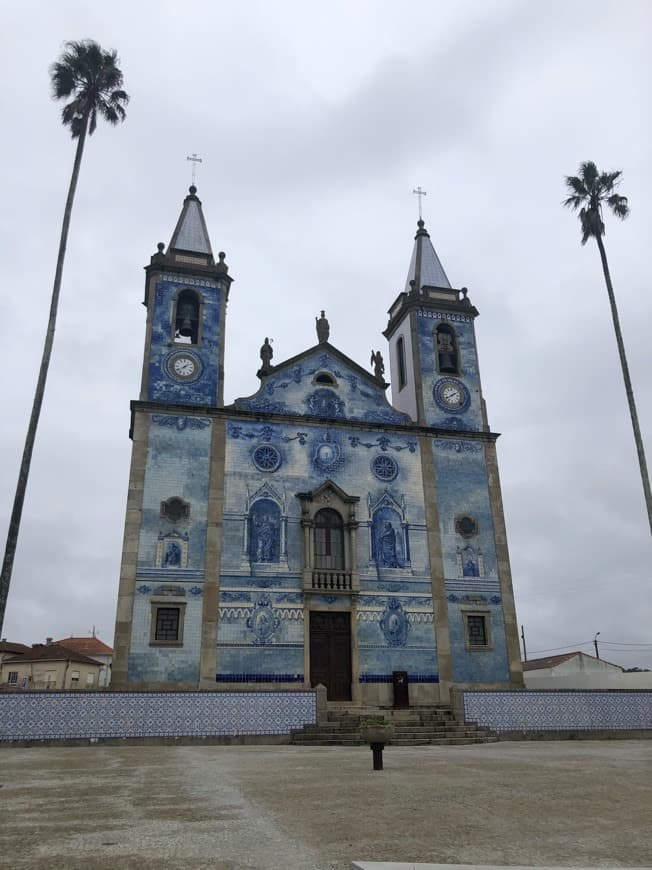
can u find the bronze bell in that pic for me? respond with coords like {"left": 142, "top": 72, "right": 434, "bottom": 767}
{"left": 178, "top": 318, "right": 193, "bottom": 337}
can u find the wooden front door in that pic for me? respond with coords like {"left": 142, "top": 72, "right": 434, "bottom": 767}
{"left": 309, "top": 611, "right": 352, "bottom": 701}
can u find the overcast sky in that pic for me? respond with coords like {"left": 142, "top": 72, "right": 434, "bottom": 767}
{"left": 1, "top": 0, "right": 650, "bottom": 669}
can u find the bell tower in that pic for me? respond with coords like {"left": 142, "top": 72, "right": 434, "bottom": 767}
{"left": 112, "top": 187, "right": 233, "bottom": 689}
{"left": 384, "top": 220, "right": 487, "bottom": 432}
{"left": 140, "top": 185, "right": 233, "bottom": 407}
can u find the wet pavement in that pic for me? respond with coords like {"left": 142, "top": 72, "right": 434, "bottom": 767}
{"left": 1, "top": 741, "right": 651, "bottom": 869}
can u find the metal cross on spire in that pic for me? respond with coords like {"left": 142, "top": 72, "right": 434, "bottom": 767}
{"left": 187, "top": 153, "right": 203, "bottom": 186}
{"left": 412, "top": 186, "right": 427, "bottom": 220}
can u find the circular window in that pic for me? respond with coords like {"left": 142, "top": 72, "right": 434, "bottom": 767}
{"left": 455, "top": 515, "right": 477, "bottom": 538}
{"left": 252, "top": 444, "right": 281, "bottom": 473}
{"left": 372, "top": 454, "right": 398, "bottom": 482}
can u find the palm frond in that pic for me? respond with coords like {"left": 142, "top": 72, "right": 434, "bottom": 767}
{"left": 607, "top": 193, "right": 630, "bottom": 219}
{"left": 50, "top": 39, "right": 129, "bottom": 138}
{"left": 578, "top": 161, "right": 599, "bottom": 189}
{"left": 564, "top": 175, "right": 587, "bottom": 199}
{"left": 563, "top": 194, "right": 584, "bottom": 211}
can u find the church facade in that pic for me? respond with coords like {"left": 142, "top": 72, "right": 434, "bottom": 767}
{"left": 112, "top": 187, "right": 523, "bottom": 703}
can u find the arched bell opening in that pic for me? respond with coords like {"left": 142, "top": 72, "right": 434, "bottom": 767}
{"left": 435, "top": 322, "right": 460, "bottom": 375}
{"left": 173, "top": 288, "right": 202, "bottom": 345}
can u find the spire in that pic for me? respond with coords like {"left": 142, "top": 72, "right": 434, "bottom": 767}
{"left": 404, "top": 219, "right": 451, "bottom": 292}
{"left": 168, "top": 186, "right": 213, "bottom": 256}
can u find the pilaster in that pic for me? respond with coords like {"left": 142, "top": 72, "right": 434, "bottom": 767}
{"left": 485, "top": 441, "right": 524, "bottom": 688}
{"left": 419, "top": 434, "right": 451, "bottom": 700}
{"left": 199, "top": 417, "right": 227, "bottom": 686}
{"left": 112, "top": 411, "right": 150, "bottom": 687}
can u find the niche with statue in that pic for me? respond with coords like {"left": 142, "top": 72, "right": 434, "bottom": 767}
{"left": 368, "top": 491, "right": 411, "bottom": 572}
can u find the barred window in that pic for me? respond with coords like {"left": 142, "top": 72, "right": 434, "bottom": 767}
{"left": 7, "top": 671, "right": 18, "bottom": 685}
{"left": 155, "top": 607, "right": 180, "bottom": 642}
{"left": 464, "top": 612, "right": 490, "bottom": 649}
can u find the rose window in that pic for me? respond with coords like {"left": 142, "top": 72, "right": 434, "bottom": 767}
{"left": 252, "top": 444, "right": 281, "bottom": 473}
{"left": 372, "top": 454, "right": 398, "bottom": 482}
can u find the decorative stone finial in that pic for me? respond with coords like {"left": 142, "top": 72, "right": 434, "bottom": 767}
{"left": 216, "top": 251, "right": 228, "bottom": 273}
{"left": 189, "top": 185, "right": 197, "bottom": 195}
{"left": 316, "top": 310, "right": 330, "bottom": 344}
{"left": 157, "top": 242, "right": 165, "bottom": 253}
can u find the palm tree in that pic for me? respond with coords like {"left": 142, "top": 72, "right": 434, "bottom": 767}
{"left": 564, "top": 161, "right": 652, "bottom": 534}
{"left": 0, "top": 41, "right": 129, "bottom": 633}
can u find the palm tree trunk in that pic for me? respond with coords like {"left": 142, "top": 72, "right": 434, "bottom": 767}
{"left": 595, "top": 234, "right": 652, "bottom": 535}
{"left": 0, "top": 118, "right": 89, "bottom": 633}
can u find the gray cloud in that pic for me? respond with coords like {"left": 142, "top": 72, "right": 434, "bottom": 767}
{"left": 1, "top": 0, "right": 650, "bottom": 668}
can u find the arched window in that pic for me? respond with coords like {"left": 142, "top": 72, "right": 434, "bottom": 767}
{"left": 435, "top": 323, "right": 459, "bottom": 374}
{"left": 314, "top": 372, "right": 337, "bottom": 386}
{"left": 173, "top": 289, "right": 201, "bottom": 344}
{"left": 314, "top": 508, "right": 344, "bottom": 570}
{"left": 396, "top": 336, "right": 407, "bottom": 390}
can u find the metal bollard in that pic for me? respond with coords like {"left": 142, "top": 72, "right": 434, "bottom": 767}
{"left": 370, "top": 741, "right": 384, "bottom": 770}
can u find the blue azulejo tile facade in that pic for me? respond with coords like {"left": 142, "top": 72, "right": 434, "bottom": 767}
{"left": 463, "top": 690, "right": 652, "bottom": 732}
{"left": 113, "top": 188, "right": 524, "bottom": 702}
{"left": 0, "top": 691, "right": 317, "bottom": 741}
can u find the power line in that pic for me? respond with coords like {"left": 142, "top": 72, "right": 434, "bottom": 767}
{"left": 528, "top": 641, "right": 593, "bottom": 654}
{"left": 600, "top": 640, "right": 652, "bottom": 647}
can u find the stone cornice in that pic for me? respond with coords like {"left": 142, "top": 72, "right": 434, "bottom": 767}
{"left": 129, "top": 399, "right": 500, "bottom": 443}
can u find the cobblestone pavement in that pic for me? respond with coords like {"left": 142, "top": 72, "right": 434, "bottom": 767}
{"left": 0, "top": 741, "right": 651, "bottom": 869}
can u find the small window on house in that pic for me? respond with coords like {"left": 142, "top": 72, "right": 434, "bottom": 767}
{"left": 314, "top": 508, "right": 345, "bottom": 570}
{"left": 71, "top": 670, "right": 80, "bottom": 688}
{"left": 150, "top": 603, "right": 186, "bottom": 646}
{"left": 436, "top": 323, "right": 460, "bottom": 374}
{"left": 314, "top": 372, "right": 336, "bottom": 386}
{"left": 86, "top": 673, "right": 95, "bottom": 686}
{"left": 7, "top": 671, "right": 18, "bottom": 685}
{"left": 174, "top": 289, "right": 201, "bottom": 344}
{"left": 464, "top": 613, "right": 491, "bottom": 649}
{"left": 396, "top": 336, "right": 407, "bottom": 390}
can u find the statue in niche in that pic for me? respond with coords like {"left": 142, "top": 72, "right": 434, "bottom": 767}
{"left": 254, "top": 514, "right": 276, "bottom": 562}
{"left": 378, "top": 521, "right": 399, "bottom": 568}
{"left": 370, "top": 349, "right": 385, "bottom": 383}
{"left": 257, "top": 337, "right": 274, "bottom": 377}
{"left": 315, "top": 310, "right": 330, "bottom": 343}
{"left": 437, "top": 327, "right": 458, "bottom": 373}
{"left": 164, "top": 541, "right": 182, "bottom": 567}
{"left": 462, "top": 546, "right": 479, "bottom": 577}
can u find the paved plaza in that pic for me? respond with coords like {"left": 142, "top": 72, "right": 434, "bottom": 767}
{"left": 0, "top": 741, "right": 650, "bottom": 869}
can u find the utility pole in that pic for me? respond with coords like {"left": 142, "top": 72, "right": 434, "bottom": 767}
{"left": 594, "top": 631, "right": 601, "bottom": 659}
{"left": 520, "top": 624, "right": 527, "bottom": 662}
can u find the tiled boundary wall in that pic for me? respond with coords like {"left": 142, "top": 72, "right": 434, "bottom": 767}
{"left": 0, "top": 690, "right": 317, "bottom": 742}
{"left": 462, "top": 690, "right": 652, "bottom": 732}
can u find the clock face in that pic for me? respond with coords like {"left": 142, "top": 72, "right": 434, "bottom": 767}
{"left": 433, "top": 377, "right": 471, "bottom": 413}
{"left": 441, "top": 384, "right": 463, "bottom": 407}
{"left": 166, "top": 351, "right": 202, "bottom": 383}
{"left": 173, "top": 356, "right": 196, "bottom": 378}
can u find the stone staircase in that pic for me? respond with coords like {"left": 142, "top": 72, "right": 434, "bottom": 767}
{"left": 290, "top": 704, "right": 499, "bottom": 747}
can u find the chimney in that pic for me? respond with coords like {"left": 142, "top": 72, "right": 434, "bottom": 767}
{"left": 46, "top": 637, "right": 53, "bottom": 645}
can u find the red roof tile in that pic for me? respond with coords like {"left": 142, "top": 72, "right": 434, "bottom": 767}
{"left": 54, "top": 636, "right": 113, "bottom": 656}
{"left": 0, "top": 641, "right": 31, "bottom": 655}
{"left": 3, "top": 642, "right": 102, "bottom": 666}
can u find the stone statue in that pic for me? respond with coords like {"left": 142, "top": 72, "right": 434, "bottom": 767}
{"left": 378, "top": 521, "right": 399, "bottom": 568}
{"left": 315, "top": 310, "right": 330, "bottom": 343}
{"left": 371, "top": 349, "right": 385, "bottom": 382}
{"left": 254, "top": 514, "right": 276, "bottom": 562}
{"left": 257, "top": 337, "right": 274, "bottom": 378}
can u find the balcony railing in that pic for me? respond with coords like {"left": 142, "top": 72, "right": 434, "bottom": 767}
{"left": 310, "top": 570, "right": 353, "bottom": 592}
